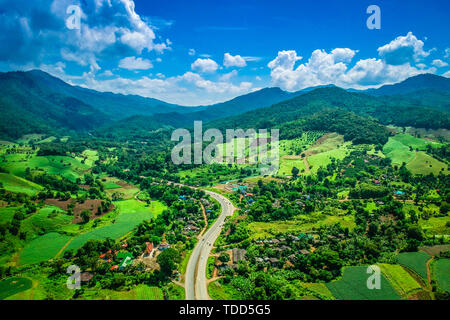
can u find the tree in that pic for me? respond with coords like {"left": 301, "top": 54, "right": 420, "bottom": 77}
{"left": 80, "top": 210, "right": 91, "bottom": 224}
{"left": 218, "top": 253, "right": 230, "bottom": 263}
{"left": 157, "top": 248, "right": 181, "bottom": 277}
{"left": 291, "top": 166, "right": 299, "bottom": 178}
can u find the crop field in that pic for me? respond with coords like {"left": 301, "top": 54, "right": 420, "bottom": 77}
{"left": 0, "top": 277, "right": 33, "bottom": 300}
{"left": 0, "top": 173, "right": 43, "bottom": 195}
{"left": 395, "top": 251, "right": 431, "bottom": 280}
{"left": 433, "top": 259, "right": 450, "bottom": 292}
{"left": 21, "top": 206, "right": 72, "bottom": 235}
{"left": 19, "top": 232, "right": 72, "bottom": 265}
{"left": 64, "top": 200, "right": 165, "bottom": 252}
{"left": 378, "top": 263, "right": 422, "bottom": 297}
{"left": 1, "top": 154, "right": 91, "bottom": 182}
{"left": 326, "top": 266, "right": 401, "bottom": 300}
{"left": 301, "top": 283, "right": 335, "bottom": 300}
{"left": 75, "top": 149, "right": 99, "bottom": 167}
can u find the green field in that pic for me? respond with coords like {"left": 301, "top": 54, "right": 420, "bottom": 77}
{"left": 21, "top": 206, "right": 72, "bottom": 235}
{"left": 278, "top": 158, "right": 306, "bottom": 175}
{"left": 326, "top": 266, "right": 401, "bottom": 300}
{"left": 406, "top": 151, "right": 448, "bottom": 175}
{"left": 209, "top": 280, "right": 240, "bottom": 300}
{"left": 248, "top": 213, "right": 355, "bottom": 240}
{"left": 19, "top": 232, "right": 72, "bottom": 265}
{"left": 1, "top": 154, "right": 91, "bottom": 182}
{"left": 0, "top": 173, "right": 43, "bottom": 195}
{"left": 383, "top": 138, "right": 415, "bottom": 165}
{"left": 0, "top": 277, "right": 33, "bottom": 300}
{"left": 64, "top": 200, "right": 165, "bottom": 252}
{"left": 378, "top": 263, "right": 422, "bottom": 297}
{"left": 0, "top": 206, "right": 20, "bottom": 224}
{"left": 395, "top": 251, "right": 431, "bottom": 280}
{"left": 433, "top": 258, "right": 450, "bottom": 292}
{"left": 419, "top": 216, "right": 450, "bottom": 236}
{"left": 301, "top": 282, "right": 335, "bottom": 300}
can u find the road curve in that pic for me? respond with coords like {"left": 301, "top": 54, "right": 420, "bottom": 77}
{"left": 185, "top": 190, "right": 235, "bottom": 300}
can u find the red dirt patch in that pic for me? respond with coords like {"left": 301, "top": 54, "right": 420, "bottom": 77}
{"left": 44, "top": 198, "right": 114, "bottom": 224}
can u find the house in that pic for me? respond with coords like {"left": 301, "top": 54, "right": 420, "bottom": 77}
{"left": 232, "top": 248, "right": 247, "bottom": 263}
{"left": 80, "top": 272, "right": 94, "bottom": 283}
{"left": 255, "top": 257, "right": 264, "bottom": 263}
{"left": 158, "top": 243, "right": 171, "bottom": 251}
{"left": 299, "top": 249, "right": 310, "bottom": 255}
{"left": 269, "top": 258, "right": 279, "bottom": 266}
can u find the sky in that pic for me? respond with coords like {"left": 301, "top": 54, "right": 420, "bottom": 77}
{"left": 0, "top": 0, "right": 449, "bottom": 106}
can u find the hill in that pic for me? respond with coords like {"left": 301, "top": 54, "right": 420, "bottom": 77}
{"left": 366, "top": 73, "right": 450, "bottom": 96}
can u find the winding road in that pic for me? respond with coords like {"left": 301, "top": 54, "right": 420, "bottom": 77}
{"left": 185, "top": 190, "right": 236, "bottom": 300}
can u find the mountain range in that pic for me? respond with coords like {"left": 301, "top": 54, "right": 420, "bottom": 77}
{"left": 0, "top": 70, "right": 449, "bottom": 140}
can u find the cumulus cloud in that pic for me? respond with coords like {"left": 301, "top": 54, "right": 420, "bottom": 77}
{"left": 223, "top": 53, "right": 247, "bottom": 68}
{"left": 268, "top": 33, "right": 436, "bottom": 91}
{"left": 119, "top": 56, "right": 153, "bottom": 70}
{"left": 377, "top": 32, "right": 429, "bottom": 65}
{"left": 432, "top": 59, "right": 448, "bottom": 67}
{"left": 191, "top": 58, "right": 219, "bottom": 73}
{"left": 267, "top": 48, "right": 356, "bottom": 90}
{"left": 0, "top": 0, "right": 170, "bottom": 74}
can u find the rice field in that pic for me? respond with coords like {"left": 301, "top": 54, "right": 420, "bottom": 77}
{"left": 326, "top": 266, "right": 401, "bottom": 300}
{"left": 395, "top": 251, "right": 431, "bottom": 280}
{"left": 378, "top": 263, "right": 422, "bottom": 297}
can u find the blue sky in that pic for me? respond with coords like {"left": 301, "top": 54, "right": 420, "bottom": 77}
{"left": 0, "top": 0, "right": 449, "bottom": 105}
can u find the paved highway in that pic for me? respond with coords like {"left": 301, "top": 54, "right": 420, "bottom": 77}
{"left": 185, "top": 190, "right": 235, "bottom": 300}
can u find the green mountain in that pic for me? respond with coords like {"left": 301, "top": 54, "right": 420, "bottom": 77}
{"left": 0, "top": 71, "right": 111, "bottom": 140}
{"left": 366, "top": 73, "right": 450, "bottom": 96}
{"left": 207, "top": 86, "right": 450, "bottom": 145}
{"left": 25, "top": 70, "right": 201, "bottom": 120}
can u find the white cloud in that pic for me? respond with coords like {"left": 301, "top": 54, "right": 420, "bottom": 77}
{"left": 432, "top": 59, "right": 448, "bottom": 67}
{"left": 223, "top": 53, "right": 247, "bottom": 68}
{"left": 444, "top": 48, "right": 450, "bottom": 58}
{"left": 267, "top": 33, "right": 438, "bottom": 91}
{"left": 188, "top": 48, "right": 196, "bottom": 56}
{"left": 219, "top": 70, "right": 238, "bottom": 81}
{"left": 377, "top": 32, "right": 429, "bottom": 65}
{"left": 443, "top": 70, "right": 450, "bottom": 78}
{"left": 191, "top": 58, "right": 219, "bottom": 73}
{"left": 267, "top": 48, "right": 356, "bottom": 91}
{"left": 119, "top": 56, "right": 153, "bottom": 70}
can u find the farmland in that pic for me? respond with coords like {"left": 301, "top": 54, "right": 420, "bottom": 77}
{"left": 433, "top": 258, "right": 450, "bottom": 292}
{"left": 395, "top": 252, "right": 431, "bottom": 280}
{"left": 378, "top": 263, "right": 422, "bottom": 297}
{"left": 326, "top": 266, "right": 401, "bottom": 300}
{"left": 0, "top": 277, "right": 33, "bottom": 300}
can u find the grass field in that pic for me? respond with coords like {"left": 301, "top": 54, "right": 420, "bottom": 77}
{"left": 19, "top": 232, "right": 72, "bottom": 265}
{"left": 433, "top": 258, "right": 450, "bottom": 292}
{"left": 418, "top": 216, "right": 450, "bottom": 236}
{"left": 208, "top": 280, "right": 240, "bottom": 300}
{"left": 383, "top": 138, "right": 415, "bottom": 165}
{"left": 278, "top": 158, "right": 306, "bottom": 175}
{"left": 0, "top": 206, "right": 20, "bottom": 224}
{"left": 406, "top": 151, "right": 448, "bottom": 175}
{"left": 326, "top": 266, "right": 401, "bottom": 300}
{"left": 0, "top": 277, "right": 33, "bottom": 300}
{"left": 248, "top": 213, "right": 355, "bottom": 240}
{"left": 395, "top": 251, "right": 431, "bottom": 280}
{"left": 378, "top": 263, "right": 422, "bottom": 297}
{"left": 97, "top": 285, "right": 164, "bottom": 300}
{"left": 0, "top": 173, "right": 43, "bottom": 195}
